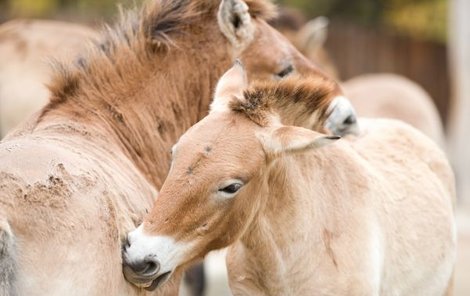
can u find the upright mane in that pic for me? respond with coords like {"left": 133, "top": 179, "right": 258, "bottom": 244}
{"left": 231, "top": 75, "right": 337, "bottom": 128}
{"left": 46, "top": 0, "right": 276, "bottom": 107}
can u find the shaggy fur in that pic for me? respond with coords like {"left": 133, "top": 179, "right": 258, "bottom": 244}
{"left": 46, "top": 0, "right": 276, "bottom": 107}
{"left": 127, "top": 70, "right": 456, "bottom": 295}
{"left": 0, "top": 0, "right": 336, "bottom": 294}
{"left": 232, "top": 75, "right": 337, "bottom": 129}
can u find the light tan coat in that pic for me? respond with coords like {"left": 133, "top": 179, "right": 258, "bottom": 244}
{"left": 123, "top": 64, "right": 456, "bottom": 296}
{"left": 342, "top": 73, "right": 445, "bottom": 146}
{"left": 286, "top": 19, "right": 445, "bottom": 145}
{"left": 0, "top": 19, "right": 98, "bottom": 137}
{"left": 0, "top": 0, "right": 341, "bottom": 295}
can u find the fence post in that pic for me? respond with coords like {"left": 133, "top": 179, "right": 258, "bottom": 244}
{"left": 448, "top": 0, "right": 470, "bottom": 205}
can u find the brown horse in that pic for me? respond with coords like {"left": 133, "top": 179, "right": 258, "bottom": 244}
{"left": 123, "top": 63, "right": 456, "bottom": 295}
{"left": 0, "top": 19, "right": 98, "bottom": 138}
{"left": 0, "top": 0, "right": 347, "bottom": 295}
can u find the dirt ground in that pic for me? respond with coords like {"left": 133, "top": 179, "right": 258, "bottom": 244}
{"left": 204, "top": 207, "right": 470, "bottom": 296}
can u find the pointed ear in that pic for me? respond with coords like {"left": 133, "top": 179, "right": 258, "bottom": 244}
{"left": 258, "top": 125, "right": 340, "bottom": 155}
{"left": 218, "top": 0, "right": 255, "bottom": 51}
{"left": 297, "top": 16, "right": 329, "bottom": 54}
{"left": 210, "top": 60, "right": 247, "bottom": 113}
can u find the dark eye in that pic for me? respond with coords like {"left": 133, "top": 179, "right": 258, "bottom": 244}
{"left": 219, "top": 183, "right": 243, "bottom": 194}
{"left": 276, "top": 64, "right": 294, "bottom": 78}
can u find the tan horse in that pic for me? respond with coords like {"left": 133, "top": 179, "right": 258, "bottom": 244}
{"left": 0, "top": 0, "right": 349, "bottom": 295}
{"left": 283, "top": 16, "right": 444, "bottom": 145}
{"left": 123, "top": 63, "right": 456, "bottom": 295}
{"left": 0, "top": 19, "right": 98, "bottom": 138}
{"left": 342, "top": 73, "right": 445, "bottom": 146}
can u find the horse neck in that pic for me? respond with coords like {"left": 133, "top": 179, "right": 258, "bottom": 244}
{"left": 37, "top": 21, "right": 232, "bottom": 188}
{"left": 233, "top": 150, "right": 352, "bottom": 293}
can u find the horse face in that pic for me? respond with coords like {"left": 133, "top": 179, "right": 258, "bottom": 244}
{"left": 122, "top": 113, "right": 265, "bottom": 291}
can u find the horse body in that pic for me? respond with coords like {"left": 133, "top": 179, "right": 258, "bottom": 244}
{"left": 0, "top": 127, "right": 160, "bottom": 295}
{"left": 0, "top": 0, "right": 346, "bottom": 294}
{"left": 0, "top": 19, "right": 97, "bottom": 138}
{"left": 227, "top": 117, "right": 455, "bottom": 295}
{"left": 342, "top": 73, "right": 445, "bottom": 145}
{"left": 123, "top": 65, "right": 456, "bottom": 295}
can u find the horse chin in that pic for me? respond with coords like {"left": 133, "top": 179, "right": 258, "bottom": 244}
{"left": 144, "top": 271, "right": 173, "bottom": 291}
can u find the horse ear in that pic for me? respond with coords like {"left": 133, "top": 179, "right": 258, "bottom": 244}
{"left": 211, "top": 60, "right": 247, "bottom": 113}
{"left": 218, "top": 0, "right": 255, "bottom": 52}
{"left": 297, "top": 16, "right": 329, "bottom": 54}
{"left": 258, "top": 126, "right": 339, "bottom": 155}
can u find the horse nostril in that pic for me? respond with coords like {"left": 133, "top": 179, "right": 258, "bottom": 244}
{"left": 128, "top": 255, "right": 160, "bottom": 276}
{"left": 122, "top": 236, "right": 131, "bottom": 253}
{"left": 145, "top": 259, "right": 158, "bottom": 273}
{"left": 343, "top": 114, "right": 357, "bottom": 125}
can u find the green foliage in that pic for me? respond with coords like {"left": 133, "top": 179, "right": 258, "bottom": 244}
{"left": 1, "top": 0, "right": 447, "bottom": 42}
{"left": 3, "top": 0, "right": 138, "bottom": 19}
{"left": 280, "top": 0, "right": 447, "bottom": 42}
{"left": 10, "top": 0, "right": 59, "bottom": 17}
{"left": 384, "top": 0, "right": 447, "bottom": 42}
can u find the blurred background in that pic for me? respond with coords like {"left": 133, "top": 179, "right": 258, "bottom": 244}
{"left": 0, "top": 0, "right": 468, "bottom": 294}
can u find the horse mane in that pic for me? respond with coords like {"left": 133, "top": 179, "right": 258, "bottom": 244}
{"left": 231, "top": 75, "right": 336, "bottom": 127}
{"left": 46, "top": 0, "right": 277, "bottom": 107}
{"left": 268, "top": 6, "right": 306, "bottom": 31}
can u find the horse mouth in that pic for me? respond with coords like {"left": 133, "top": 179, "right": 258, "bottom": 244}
{"left": 144, "top": 271, "right": 172, "bottom": 291}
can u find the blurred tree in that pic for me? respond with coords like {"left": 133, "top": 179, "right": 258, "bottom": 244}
{"left": 384, "top": 0, "right": 447, "bottom": 42}
{"left": 0, "top": 0, "right": 446, "bottom": 42}
{"left": 10, "top": 0, "right": 59, "bottom": 17}
{"left": 2, "top": 0, "right": 138, "bottom": 21}
{"left": 281, "top": 0, "right": 447, "bottom": 42}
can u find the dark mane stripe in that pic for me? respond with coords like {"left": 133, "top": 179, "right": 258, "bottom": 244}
{"left": 231, "top": 75, "right": 337, "bottom": 127}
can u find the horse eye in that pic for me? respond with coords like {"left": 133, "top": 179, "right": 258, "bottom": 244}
{"left": 276, "top": 64, "right": 294, "bottom": 78}
{"left": 219, "top": 183, "right": 243, "bottom": 194}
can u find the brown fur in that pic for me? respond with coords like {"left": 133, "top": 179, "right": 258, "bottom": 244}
{"left": 232, "top": 75, "right": 337, "bottom": 129}
{"left": 0, "top": 0, "right": 338, "bottom": 294}
{"left": 128, "top": 72, "right": 456, "bottom": 295}
{"left": 32, "top": 0, "right": 338, "bottom": 188}
{"left": 47, "top": 0, "right": 275, "bottom": 107}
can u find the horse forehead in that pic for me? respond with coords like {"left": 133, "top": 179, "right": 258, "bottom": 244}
{"left": 245, "top": 21, "right": 291, "bottom": 61}
{"left": 175, "top": 116, "right": 259, "bottom": 164}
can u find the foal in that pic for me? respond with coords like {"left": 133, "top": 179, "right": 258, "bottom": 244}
{"left": 123, "top": 64, "right": 456, "bottom": 295}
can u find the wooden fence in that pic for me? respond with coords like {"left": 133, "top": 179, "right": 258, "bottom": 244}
{"left": 325, "top": 21, "right": 450, "bottom": 125}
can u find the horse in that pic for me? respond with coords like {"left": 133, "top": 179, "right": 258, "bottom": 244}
{"left": 0, "top": 19, "right": 98, "bottom": 138}
{"left": 342, "top": 73, "right": 445, "bottom": 146}
{"left": 123, "top": 63, "right": 456, "bottom": 295}
{"left": 280, "top": 15, "right": 445, "bottom": 145}
{"left": 269, "top": 9, "right": 338, "bottom": 79}
{"left": 0, "top": 0, "right": 351, "bottom": 295}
